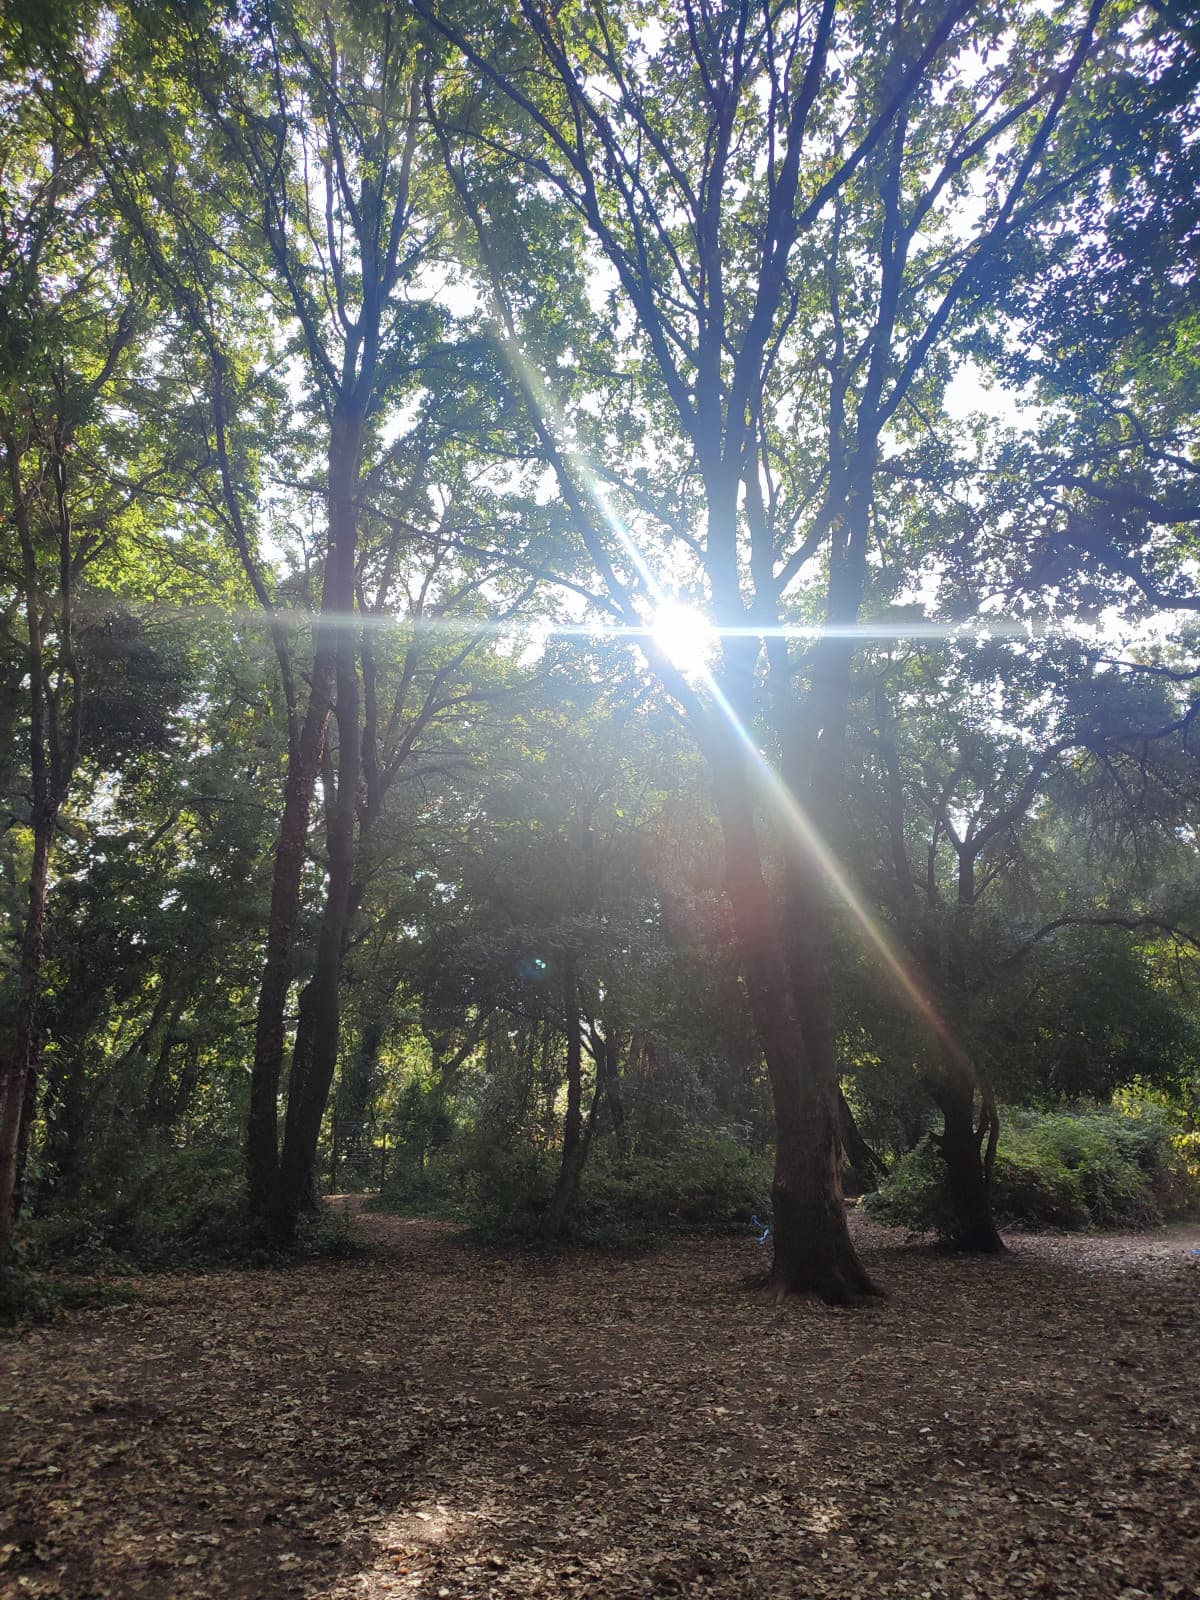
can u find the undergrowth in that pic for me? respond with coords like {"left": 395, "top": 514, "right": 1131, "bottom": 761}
{"left": 373, "top": 1131, "right": 772, "bottom": 1245}
{"left": 3, "top": 1146, "right": 360, "bottom": 1328}
{"left": 864, "top": 1104, "right": 1198, "bottom": 1238}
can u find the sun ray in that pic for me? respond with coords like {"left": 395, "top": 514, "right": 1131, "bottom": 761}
{"left": 489, "top": 336, "right": 976, "bottom": 1065}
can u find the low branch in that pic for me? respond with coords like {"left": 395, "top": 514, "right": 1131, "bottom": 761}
{"left": 1007, "top": 913, "right": 1200, "bottom": 962}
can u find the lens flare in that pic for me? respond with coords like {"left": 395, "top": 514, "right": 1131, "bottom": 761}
{"left": 487, "top": 329, "right": 973, "bottom": 1070}
{"left": 651, "top": 600, "right": 719, "bottom": 679}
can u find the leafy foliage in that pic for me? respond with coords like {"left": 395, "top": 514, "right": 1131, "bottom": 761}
{"left": 376, "top": 1130, "right": 771, "bottom": 1247}
{"left": 866, "top": 1106, "right": 1198, "bottom": 1236}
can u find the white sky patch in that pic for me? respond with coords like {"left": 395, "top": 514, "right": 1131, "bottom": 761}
{"left": 944, "top": 358, "right": 1043, "bottom": 432}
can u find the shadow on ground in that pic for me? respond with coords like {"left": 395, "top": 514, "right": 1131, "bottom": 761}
{"left": 2, "top": 1208, "right": 1197, "bottom": 1599}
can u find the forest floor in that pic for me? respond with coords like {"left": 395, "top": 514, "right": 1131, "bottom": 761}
{"left": 2, "top": 1206, "right": 1199, "bottom": 1600}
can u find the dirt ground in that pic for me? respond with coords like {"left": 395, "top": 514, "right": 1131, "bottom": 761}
{"left": 2, "top": 1207, "right": 1198, "bottom": 1600}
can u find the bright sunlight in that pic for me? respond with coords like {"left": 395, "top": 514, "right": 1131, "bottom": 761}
{"left": 650, "top": 600, "right": 719, "bottom": 679}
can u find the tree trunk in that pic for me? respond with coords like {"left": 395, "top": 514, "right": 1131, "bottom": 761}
{"left": 542, "top": 958, "right": 592, "bottom": 1240}
{"left": 838, "top": 1088, "right": 886, "bottom": 1196}
{"left": 600, "top": 1029, "right": 627, "bottom": 1158}
{"left": 930, "top": 1072, "right": 1005, "bottom": 1254}
{"left": 246, "top": 686, "right": 330, "bottom": 1216}
{"left": 271, "top": 906, "right": 348, "bottom": 1240}
{"left": 926, "top": 852, "right": 1005, "bottom": 1251}
{"left": 269, "top": 403, "right": 364, "bottom": 1243}
{"left": 703, "top": 474, "right": 878, "bottom": 1301}
{"left": 2, "top": 431, "right": 79, "bottom": 1247}
{"left": 710, "top": 749, "right": 878, "bottom": 1303}
{"left": 0, "top": 820, "right": 52, "bottom": 1251}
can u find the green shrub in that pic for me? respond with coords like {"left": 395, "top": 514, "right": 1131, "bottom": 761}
{"left": 374, "top": 1144, "right": 556, "bottom": 1229}
{"left": 860, "top": 1136, "right": 957, "bottom": 1235}
{"left": 989, "top": 1148, "right": 1089, "bottom": 1231}
{"left": 27, "top": 1144, "right": 357, "bottom": 1271}
{"left": 30, "top": 1144, "right": 254, "bottom": 1269}
{"left": 373, "top": 1131, "right": 772, "bottom": 1245}
{"left": 575, "top": 1134, "right": 772, "bottom": 1242}
{"left": 373, "top": 1154, "right": 463, "bottom": 1218}
{"left": 1, "top": 1246, "right": 144, "bottom": 1331}
{"left": 863, "top": 1105, "right": 1198, "bottom": 1237}
{"left": 1, "top": 1258, "right": 59, "bottom": 1330}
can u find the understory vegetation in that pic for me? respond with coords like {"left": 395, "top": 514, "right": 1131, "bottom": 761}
{"left": 375, "top": 1132, "right": 774, "bottom": 1245}
{"left": 865, "top": 1104, "right": 1199, "bottom": 1237}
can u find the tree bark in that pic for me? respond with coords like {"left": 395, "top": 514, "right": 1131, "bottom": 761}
{"left": 246, "top": 687, "right": 330, "bottom": 1217}
{"left": 0, "top": 822, "right": 51, "bottom": 1251}
{"left": 1, "top": 429, "right": 80, "bottom": 1248}
{"left": 930, "top": 1070, "right": 1005, "bottom": 1254}
{"left": 838, "top": 1088, "right": 886, "bottom": 1196}
{"left": 241, "top": 57, "right": 423, "bottom": 1228}
{"left": 927, "top": 847, "right": 1005, "bottom": 1251}
{"left": 600, "top": 1028, "right": 626, "bottom": 1158}
{"left": 542, "top": 958, "right": 592, "bottom": 1240}
{"left": 269, "top": 402, "right": 364, "bottom": 1242}
{"left": 710, "top": 744, "right": 878, "bottom": 1303}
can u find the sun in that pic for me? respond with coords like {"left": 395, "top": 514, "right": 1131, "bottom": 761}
{"left": 650, "top": 600, "right": 718, "bottom": 680}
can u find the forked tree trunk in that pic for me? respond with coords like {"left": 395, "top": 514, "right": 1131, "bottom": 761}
{"left": 930, "top": 1071, "right": 1005, "bottom": 1254}
{"left": 246, "top": 687, "right": 330, "bottom": 1217}
{"left": 268, "top": 404, "right": 364, "bottom": 1243}
{"left": 241, "top": 85, "right": 419, "bottom": 1226}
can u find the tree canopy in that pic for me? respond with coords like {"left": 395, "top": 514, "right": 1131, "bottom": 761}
{"left": 1, "top": 0, "right": 1198, "bottom": 1303}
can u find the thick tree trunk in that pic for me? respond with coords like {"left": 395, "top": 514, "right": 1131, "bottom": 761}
{"left": 246, "top": 686, "right": 330, "bottom": 1216}
{"left": 271, "top": 906, "right": 348, "bottom": 1240}
{"left": 0, "top": 821, "right": 52, "bottom": 1252}
{"left": 701, "top": 472, "right": 879, "bottom": 1301}
{"left": 924, "top": 858, "right": 1005, "bottom": 1251}
{"left": 711, "top": 751, "right": 877, "bottom": 1303}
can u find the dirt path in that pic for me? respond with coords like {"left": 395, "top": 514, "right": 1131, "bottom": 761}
{"left": 2, "top": 1212, "right": 1198, "bottom": 1599}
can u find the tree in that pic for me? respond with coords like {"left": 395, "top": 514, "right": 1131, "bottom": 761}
{"left": 845, "top": 624, "right": 1200, "bottom": 1240}
{"left": 415, "top": 0, "right": 1122, "bottom": 1296}
{"left": 105, "top": 0, "right": 578, "bottom": 1239}
{"left": 0, "top": 31, "right": 151, "bottom": 1245}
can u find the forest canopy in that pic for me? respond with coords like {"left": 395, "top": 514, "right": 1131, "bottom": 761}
{"left": 2, "top": 0, "right": 1200, "bottom": 1307}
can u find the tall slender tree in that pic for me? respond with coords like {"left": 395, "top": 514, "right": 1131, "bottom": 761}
{"left": 0, "top": 39, "right": 147, "bottom": 1245}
